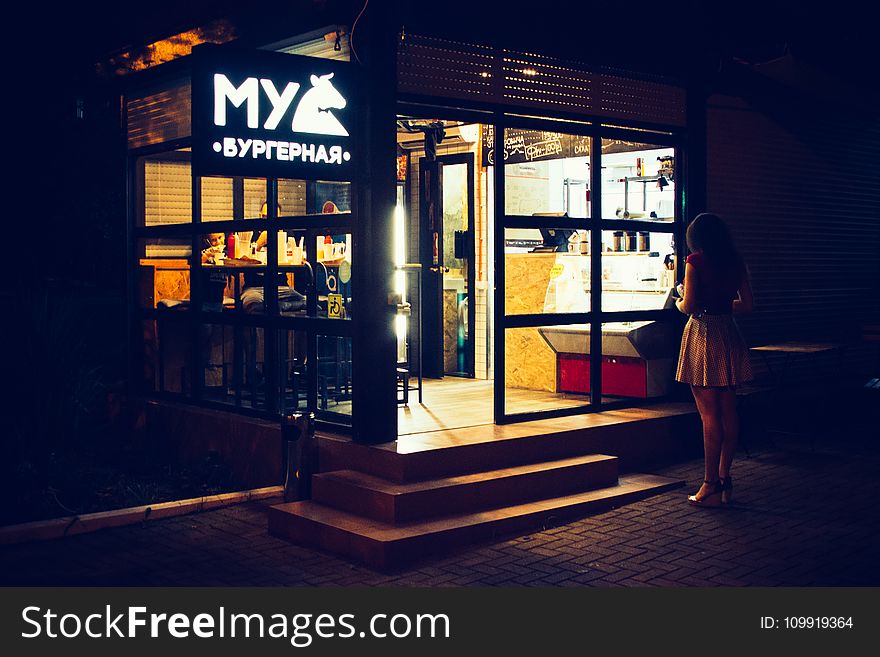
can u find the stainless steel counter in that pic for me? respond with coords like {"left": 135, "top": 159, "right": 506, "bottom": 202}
{"left": 538, "top": 321, "right": 680, "bottom": 359}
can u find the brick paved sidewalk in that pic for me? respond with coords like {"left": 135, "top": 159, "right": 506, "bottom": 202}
{"left": 2, "top": 403, "right": 878, "bottom": 587}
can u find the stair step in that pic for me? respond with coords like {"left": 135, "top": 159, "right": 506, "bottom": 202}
{"left": 318, "top": 403, "right": 700, "bottom": 482}
{"left": 268, "top": 473, "right": 683, "bottom": 569}
{"left": 312, "top": 454, "right": 618, "bottom": 523}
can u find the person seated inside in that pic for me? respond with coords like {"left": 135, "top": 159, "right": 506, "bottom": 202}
{"left": 240, "top": 204, "right": 306, "bottom": 314}
{"left": 201, "top": 233, "right": 228, "bottom": 312}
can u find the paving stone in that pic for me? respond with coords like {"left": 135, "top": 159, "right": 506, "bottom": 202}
{"left": 3, "top": 402, "right": 879, "bottom": 587}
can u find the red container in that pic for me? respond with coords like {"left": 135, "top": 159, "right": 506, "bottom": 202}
{"left": 558, "top": 353, "right": 647, "bottom": 398}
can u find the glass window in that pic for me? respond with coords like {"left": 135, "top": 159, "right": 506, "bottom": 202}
{"left": 237, "top": 326, "right": 266, "bottom": 410}
{"left": 278, "top": 178, "right": 307, "bottom": 216}
{"left": 601, "top": 140, "right": 675, "bottom": 222}
{"left": 195, "top": 322, "right": 268, "bottom": 410}
{"left": 317, "top": 335, "right": 352, "bottom": 416}
{"left": 200, "top": 177, "right": 267, "bottom": 221}
{"left": 154, "top": 308, "right": 191, "bottom": 395}
{"left": 137, "top": 238, "right": 191, "bottom": 309}
{"left": 277, "top": 179, "right": 352, "bottom": 217}
{"left": 500, "top": 128, "right": 591, "bottom": 218}
{"left": 600, "top": 231, "right": 677, "bottom": 311}
{"left": 140, "top": 320, "right": 159, "bottom": 393}
{"left": 314, "top": 231, "right": 352, "bottom": 319}
{"left": 504, "top": 325, "right": 590, "bottom": 415}
{"left": 196, "top": 229, "right": 267, "bottom": 314}
{"left": 596, "top": 321, "right": 680, "bottom": 400}
{"left": 200, "top": 176, "right": 234, "bottom": 221}
{"left": 199, "top": 322, "right": 234, "bottom": 398}
{"left": 138, "top": 149, "right": 192, "bottom": 226}
{"left": 244, "top": 178, "right": 269, "bottom": 218}
{"left": 504, "top": 227, "right": 589, "bottom": 315}
{"left": 196, "top": 232, "right": 234, "bottom": 312}
{"left": 311, "top": 180, "right": 352, "bottom": 215}
{"left": 279, "top": 329, "right": 309, "bottom": 415}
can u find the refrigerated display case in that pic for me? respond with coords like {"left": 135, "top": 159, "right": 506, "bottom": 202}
{"left": 539, "top": 318, "right": 680, "bottom": 397}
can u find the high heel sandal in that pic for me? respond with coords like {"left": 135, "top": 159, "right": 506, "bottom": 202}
{"left": 719, "top": 476, "right": 732, "bottom": 505}
{"left": 687, "top": 479, "right": 723, "bottom": 507}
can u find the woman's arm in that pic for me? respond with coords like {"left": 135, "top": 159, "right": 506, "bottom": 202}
{"left": 675, "top": 260, "right": 700, "bottom": 315}
{"left": 733, "top": 266, "right": 754, "bottom": 314}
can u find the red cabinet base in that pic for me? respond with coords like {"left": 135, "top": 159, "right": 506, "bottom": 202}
{"left": 558, "top": 353, "right": 648, "bottom": 398}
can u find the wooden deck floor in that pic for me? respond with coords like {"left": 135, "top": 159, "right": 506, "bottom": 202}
{"left": 398, "top": 378, "right": 592, "bottom": 435}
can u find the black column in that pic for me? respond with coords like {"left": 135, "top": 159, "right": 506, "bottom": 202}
{"left": 352, "top": 0, "right": 398, "bottom": 443}
{"left": 685, "top": 78, "right": 708, "bottom": 218}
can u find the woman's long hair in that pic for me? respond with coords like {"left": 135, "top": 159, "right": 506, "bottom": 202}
{"left": 686, "top": 213, "right": 742, "bottom": 270}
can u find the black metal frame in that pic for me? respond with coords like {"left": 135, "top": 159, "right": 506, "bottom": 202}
{"left": 395, "top": 99, "right": 687, "bottom": 425}
{"left": 493, "top": 117, "right": 685, "bottom": 423}
{"left": 419, "top": 152, "right": 477, "bottom": 378}
{"left": 128, "top": 137, "right": 359, "bottom": 431}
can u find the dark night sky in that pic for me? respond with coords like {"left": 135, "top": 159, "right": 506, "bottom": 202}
{"left": 24, "top": 0, "right": 875, "bottom": 88}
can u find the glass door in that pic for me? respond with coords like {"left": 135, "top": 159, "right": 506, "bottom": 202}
{"left": 439, "top": 153, "right": 475, "bottom": 377}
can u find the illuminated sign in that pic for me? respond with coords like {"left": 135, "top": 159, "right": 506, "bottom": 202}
{"left": 193, "top": 45, "right": 360, "bottom": 180}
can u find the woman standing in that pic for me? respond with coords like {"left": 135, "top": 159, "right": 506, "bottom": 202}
{"left": 675, "top": 213, "right": 754, "bottom": 506}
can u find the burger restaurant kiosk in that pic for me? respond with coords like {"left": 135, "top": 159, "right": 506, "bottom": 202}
{"left": 127, "top": 10, "right": 697, "bottom": 566}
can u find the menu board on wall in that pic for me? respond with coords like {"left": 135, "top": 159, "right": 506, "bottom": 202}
{"left": 481, "top": 125, "right": 591, "bottom": 166}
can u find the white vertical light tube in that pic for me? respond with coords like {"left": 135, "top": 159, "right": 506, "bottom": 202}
{"left": 394, "top": 193, "right": 407, "bottom": 362}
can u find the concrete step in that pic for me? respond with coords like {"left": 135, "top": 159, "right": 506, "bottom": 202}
{"left": 268, "top": 473, "right": 683, "bottom": 569}
{"left": 318, "top": 402, "right": 699, "bottom": 482}
{"left": 312, "top": 454, "right": 619, "bottom": 523}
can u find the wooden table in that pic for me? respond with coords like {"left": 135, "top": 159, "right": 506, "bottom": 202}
{"left": 749, "top": 341, "right": 844, "bottom": 447}
{"left": 750, "top": 341, "right": 842, "bottom": 383}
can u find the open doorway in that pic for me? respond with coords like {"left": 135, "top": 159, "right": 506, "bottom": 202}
{"left": 396, "top": 118, "right": 493, "bottom": 435}
{"left": 424, "top": 152, "right": 475, "bottom": 378}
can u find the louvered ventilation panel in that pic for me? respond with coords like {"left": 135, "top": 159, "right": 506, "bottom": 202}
{"left": 398, "top": 34, "right": 685, "bottom": 127}
{"left": 502, "top": 51, "right": 596, "bottom": 115}
{"left": 398, "top": 35, "right": 497, "bottom": 103}
{"left": 595, "top": 73, "right": 685, "bottom": 127}
{"left": 127, "top": 79, "right": 192, "bottom": 150}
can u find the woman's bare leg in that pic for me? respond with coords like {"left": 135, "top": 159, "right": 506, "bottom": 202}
{"left": 718, "top": 387, "right": 739, "bottom": 480}
{"left": 691, "top": 385, "right": 723, "bottom": 499}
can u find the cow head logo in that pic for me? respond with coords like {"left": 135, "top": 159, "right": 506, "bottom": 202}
{"left": 291, "top": 73, "right": 349, "bottom": 137}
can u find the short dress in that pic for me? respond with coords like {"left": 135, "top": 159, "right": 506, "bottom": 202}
{"left": 675, "top": 253, "right": 753, "bottom": 388}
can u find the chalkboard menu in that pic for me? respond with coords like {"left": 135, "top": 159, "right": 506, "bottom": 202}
{"left": 481, "top": 125, "right": 591, "bottom": 166}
